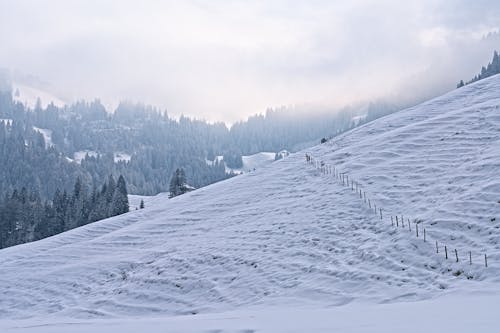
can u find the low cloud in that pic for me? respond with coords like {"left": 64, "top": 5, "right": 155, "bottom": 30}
{"left": 0, "top": 0, "right": 499, "bottom": 122}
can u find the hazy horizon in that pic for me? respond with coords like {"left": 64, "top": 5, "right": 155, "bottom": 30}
{"left": 1, "top": 0, "right": 500, "bottom": 122}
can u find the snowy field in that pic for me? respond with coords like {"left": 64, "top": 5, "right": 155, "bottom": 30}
{"left": 73, "top": 150, "right": 99, "bottom": 164}
{"left": 128, "top": 194, "right": 155, "bottom": 211}
{"left": 12, "top": 83, "right": 66, "bottom": 109}
{"left": 32, "top": 127, "right": 53, "bottom": 148}
{"left": 1, "top": 292, "right": 499, "bottom": 332}
{"left": 0, "top": 75, "right": 499, "bottom": 331}
{"left": 209, "top": 152, "right": 277, "bottom": 174}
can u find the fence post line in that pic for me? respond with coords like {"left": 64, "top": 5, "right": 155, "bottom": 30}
{"left": 445, "top": 246, "right": 448, "bottom": 259}
{"left": 455, "top": 249, "right": 459, "bottom": 263}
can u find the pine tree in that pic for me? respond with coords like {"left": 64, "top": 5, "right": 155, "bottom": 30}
{"left": 169, "top": 168, "right": 188, "bottom": 198}
{"left": 140, "top": 199, "right": 145, "bottom": 209}
{"left": 110, "top": 175, "right": 129, "bottom": 216}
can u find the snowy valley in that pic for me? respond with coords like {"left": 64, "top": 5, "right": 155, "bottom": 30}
{"left": 0, "top": 74, "right": 499, "bottom": 332}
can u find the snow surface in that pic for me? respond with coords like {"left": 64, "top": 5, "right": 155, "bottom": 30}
{"left": 12, "top": 83, "right": 66, "bottom": 109}
{"left": 32, "top": 127, "right": 53, "bottom": 148}
{"left": 114, "top": 152, "right": 131, "bottom": 163}
{"left": 209, "top": 152, "right": 277, "bottom": 174}
{"left": 1, "top": 292, "right": 499, "bottom": 333}
{"left": 73, "top": 150, "right": 99, "bottom": 164}
{"left": 0, "top": 75, "right": 500, "bottom": 330}
{"left": 128, "top": 194, "right": 154, "bottom": 211}
{"left": 0, "top": 118, "right": 13, "bottom": 126}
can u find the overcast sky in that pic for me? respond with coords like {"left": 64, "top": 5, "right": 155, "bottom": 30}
{"left": 1, "top": 0, "right": 499, "bottom": 122}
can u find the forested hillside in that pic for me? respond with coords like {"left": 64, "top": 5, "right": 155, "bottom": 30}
{"left": 0, "top": 79, "right": 377, "bottom": 199}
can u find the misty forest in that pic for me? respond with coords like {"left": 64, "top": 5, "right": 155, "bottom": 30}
{"left": 0, "top": 78, "right": 405, "bottom": 248}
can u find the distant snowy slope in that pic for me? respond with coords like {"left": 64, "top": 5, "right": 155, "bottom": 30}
{"left": 0, "top": 75, "right": 499, "bottom": 329}
{"left": 128, "top": 194, "right": 154, "bottom": 211}
{"left": 208, "top": 152, "right": 277, "bottom": 174}
{"left": 12, "top": 83, "right": 66, "bottom": 108}
{"left": 33, "top": 127, "right": 53, "bottom": 147}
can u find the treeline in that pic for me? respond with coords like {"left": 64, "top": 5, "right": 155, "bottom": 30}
{"left": 457, "top": 50, "right": 500, "bottom": 88}
{"left": 0, "top": 175, "right": 129, "bottom": 249}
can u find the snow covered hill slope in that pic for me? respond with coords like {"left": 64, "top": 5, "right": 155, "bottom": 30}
{"left": 209, "top": 152, "right": 277, "bottom": 174}
{"left": 0, "top": 75, "right": 499, "bottom": 329}
{"left": 12, "top": 82, "right": 66, "bottom": 109}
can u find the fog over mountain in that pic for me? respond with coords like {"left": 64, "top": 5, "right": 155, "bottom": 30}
{"left": 1, "top": 0, "right": 499, "bottom": 122}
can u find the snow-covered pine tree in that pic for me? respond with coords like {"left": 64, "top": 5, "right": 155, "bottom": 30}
{"left": 110, "top": 175, "right": 129, "bottom": 216}
{"left": 169, "top": 168, "right": 188, "bottom": 198}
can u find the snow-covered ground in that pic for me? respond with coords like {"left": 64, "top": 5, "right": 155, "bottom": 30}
{"left": 73, "top": 150, "right": 99, "bottom": 164}
{"left": 114, "top": 152, "right": 131, "bottom": 163}
{"left": 0, "top": 118, "right": 13, "bottom": 126}
{"left": 128, "top": 194, "right": 155, "bottom": 211}
{"left": 32, "top": 127, "right": 53, "bottom": 148}
{"left": 0, "top": 75, "right": 499, "bottom": 331}
{"left": 1, "top": 292, "right": 499, "bottom": 332}
{"left": 209, "top": 152, "right": 278, "bottom": 174}
{"left": 12, "top": 83, "right": 66, "bottom": 109}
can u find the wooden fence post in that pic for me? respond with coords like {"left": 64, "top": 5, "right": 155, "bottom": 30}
{"left": 455, "top": 249, "right": 459, "bottom": 262}
{"left": 402, "top": 217, "right": 405, "bottom": 228}
{"left": 469, "top": 251, "right": 472, "bottom": 265}
{"left": 391, "top": 216, "right": 394, "bottom": 226}
{"left": 408, "top": 219, "right": 411, "bottom": 232}
{"left": 363, "top": 191, "right": 366, "bottom": 203}
{"left": 416, "top": 223, "right": 419, "bottom": 238}
{"left": 485, "top": 254, "right": 488, "bottom": 268}
{"left": 423, "top": 228, "right": 426, "bottom": 242}
{"left": 396, "top": 215, "right": 399, "bottom": 227}
{"left": 380, "top": 208, "right": 382, "bottom": 220}
{"left": 445, "top": 246, "right": 448, "bottom": 259}
{"left": 436, "top": 241, "right": 439, "bottom": 253}
{"left": 368, "top": 199, "right": 371, "bottom": 209}
{"left": 374, "top": 204, "right": 377, "bottom": 214}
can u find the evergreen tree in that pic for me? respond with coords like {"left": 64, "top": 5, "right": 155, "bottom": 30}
{"left": 110, "top": 175, "right": 129, "bottom": 216}
{"left": 169, "top": 168, "right": 188, "bottom": 198}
